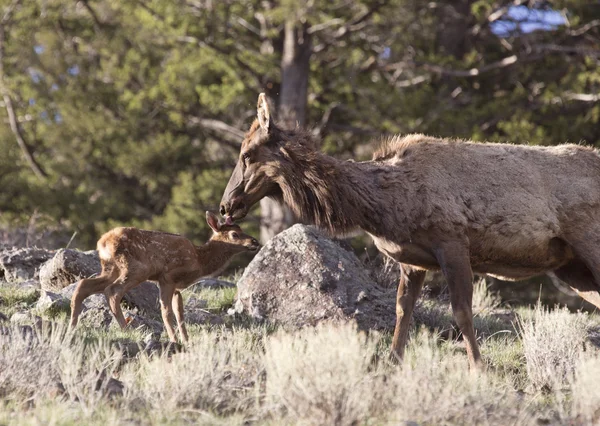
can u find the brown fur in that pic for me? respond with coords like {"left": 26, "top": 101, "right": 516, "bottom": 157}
{"left": 220, "top": 94, "right": 600, "bottom": 369}
{"left": 69, "top": 212, "right": 259, "bottom": 343}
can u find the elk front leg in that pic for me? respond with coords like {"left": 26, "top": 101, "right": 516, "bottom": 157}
{"left": 435, "top": 242, "right": 482, "bottom": 370}
{"left": 391, "top": 264, "right": 426, "bottom": 361}
{"left": 159, "top": 283, "right": 177, "bottom": 343}
{"left": 172, "top": 291, "right": 189, "bottom": 343}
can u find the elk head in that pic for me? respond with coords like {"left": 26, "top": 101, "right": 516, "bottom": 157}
{"left": 206, "top": 211, "right": 260, "bottom": 252}
{"left": 220, "top": 93, "right": 290, "bottom": 223}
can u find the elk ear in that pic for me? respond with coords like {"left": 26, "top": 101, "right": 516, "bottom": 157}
{"left": 206, "top": 211, "right": 221, "bottom": 233}
{"left": 257, "top": 93, "right": 270, "bottom": 132}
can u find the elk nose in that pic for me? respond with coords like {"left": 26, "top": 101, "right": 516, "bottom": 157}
{"left": 219, "top": 204, "right": 227, "bottom": 216}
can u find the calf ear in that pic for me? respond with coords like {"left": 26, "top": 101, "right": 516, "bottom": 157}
{"left": 257, "top": 93, "right": 270, "bottom": 132}
{"left": 206, "top": 211, "right": 221, "bottom": 233}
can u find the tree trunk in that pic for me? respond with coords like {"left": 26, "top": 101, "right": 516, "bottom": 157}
{"left": 435, "top": 0, "right": 472, "bottom": 59}
{"left": 259, "top": 19, "right": 312, "bottom": 243}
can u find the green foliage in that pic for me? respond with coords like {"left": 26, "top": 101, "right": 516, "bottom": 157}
{"left": 0, "top": 0, "right": 597, "bottom": 247}
{"left": 0, "top": 286, "right": 40, "bottom": 317}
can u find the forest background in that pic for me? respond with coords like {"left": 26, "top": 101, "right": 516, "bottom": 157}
{"left": 0, "top": 0, "right": 598, "bottom": 254}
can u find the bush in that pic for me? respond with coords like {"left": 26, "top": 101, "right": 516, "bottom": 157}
{"left": 387, "top": 329, "right": 531, "bottom": 425}
{"left": 126, "top": 327, "right": 263, "bottom": 415}
{"left": 264, "top": 323, "right": 381, "bottom": 426}
{"left": 519, "top": 302, "right": 589, "bottom": 390}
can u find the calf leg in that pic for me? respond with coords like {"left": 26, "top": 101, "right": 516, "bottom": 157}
{"left": 391, "top": 264, "right": 426, "bottom": 361}
{"left": 172, "top": 291, "right": 189, "bottom": 343}
{"left": 70, "top": 271, "right": 117, "bottom": 327}
{"left": 435, "top": 242, "right": 482, "bottom": 370}
{"left": 104, "top": 272, "right": 145, "bottom": 329}
{"left": 159, "top": 283, "right": 177, "bottom": 343}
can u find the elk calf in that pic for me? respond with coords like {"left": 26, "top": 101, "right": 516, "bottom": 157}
{"left": 69, "top": 211, "right": 259, "bottom": 343}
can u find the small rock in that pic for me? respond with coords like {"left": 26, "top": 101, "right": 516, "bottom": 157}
{"left": 10, "top": 311, "right": 32, "bottom": 324}
{"left": 104, "top": 377, "right": 124, "bottom": 399}
{"left": 0, "top": 247, "right": 54, "bottom": 285}
{"left": 126, "top": 313, "right": 163, "bottom": 334}
{"left": 35, "top": 290, "right": 70, "bottom": 314}
{"left": 143, "top": 331, "right": 162, "bottom": 345}
{"left": 193, "top": 278, "right": 236, "bottom": 289}
{"left": 39, "top": 249, "right": 101, "bottom": 292}
{"left": 114, "top": 340, "right": 141, "bottom": 358}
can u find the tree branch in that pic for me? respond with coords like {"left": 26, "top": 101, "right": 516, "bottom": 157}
{"left": 186, "top": 117, "right": 244, "bottom": 150}
{"left": 566, "top": 19, "right": 600, "bottom": 37}
{"left": 0, "top": 2, "right": 47, "bottom": 180}
{"left": 79, "top": 0, "right": 103, "bottom": 32}
{"left": 417, "top": 54, "right": 519, "bottom": 77}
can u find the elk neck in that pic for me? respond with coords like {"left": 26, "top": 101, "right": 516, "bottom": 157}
{"left": 275, "top": 142, "right": 402, "bottom": 237}
{"left": 194, "top": 240, "right": 240, "bottom": 277}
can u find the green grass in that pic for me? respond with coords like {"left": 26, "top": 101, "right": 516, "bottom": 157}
{"left": 187, "top": 286, "right": 238, "bottom": 313}
{"left": 0, "top": 285, "right": 40, "bottom": 317}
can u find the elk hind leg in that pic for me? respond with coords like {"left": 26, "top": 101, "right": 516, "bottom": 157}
{"left": 70, "top": 269, "right": 118, "bottom": 328}
{"left": 391, "top": 264, "right": 426, "bottom": 362}
{"left": 435, "top": 243, "right": 483, "bottom": 370}
{"left": 104, "top": 270, "right": 145, "bottom": 329}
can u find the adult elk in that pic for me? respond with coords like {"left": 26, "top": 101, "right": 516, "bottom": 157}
{"left": 70, "top": 212, "right": 260, "bottom": 343}
{"left": 220, "top": 93, "right": 600, "bottom": 369}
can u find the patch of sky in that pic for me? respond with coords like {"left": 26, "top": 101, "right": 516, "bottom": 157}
{"left": 68, "top": 65, "right": 80, "bottom": 76}
{"left": 491, "top": 5, "right": 566, "bottom": 37}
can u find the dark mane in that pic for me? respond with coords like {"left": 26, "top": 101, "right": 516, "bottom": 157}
{"left": 275, "top": 136, "right": 377, "bottom": 235}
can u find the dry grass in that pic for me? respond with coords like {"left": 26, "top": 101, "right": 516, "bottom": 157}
{"left": 570, "top": 355, "right": 600, "bottom": 424}
{"left": 519, "top": 302, "right": 590, "bottom": 391}
{"left": 264, "top": 323, "right": 381, "bottom": 425}
{"left": 1, "top": 294, "right": 599, "bottom": 425}
{"left": 126, "top": 327, "right": 264, "bottom": 415}
{"left": 472, "top": 278, "right": 502, "bottom": 314}
{"left": 389, "top": 329, "right": 532, "bottom": 425}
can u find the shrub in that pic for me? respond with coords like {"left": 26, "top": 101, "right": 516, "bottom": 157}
{"left": 519, "top": 302, "right": 589, "bottom": 390}
{"left": 263, "top": 323, "right": 381, "bottom": 426}
{"left": 126, "top": 327, "right": 263, "bottom": 415}
{"left": 387, "top": 329, "right": 531, "bottom": 425}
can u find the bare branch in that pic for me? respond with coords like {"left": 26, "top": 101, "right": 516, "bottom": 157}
{"left": 1, "top": 0, "right": 21, "bottom": 25}
{"left": 0, "top": 2, "right": 47, "bottom": 180}
{"left": 418, "top": 55, "right": 518, "bottom": 77}
{"left": 393, "top": 75, "right": 430, "bottom": 88}
{"left": 313, "top": 102, "right": 340, "bottom": 137}
{"left": 308, "top": 18, "right": 344, "bottom": 35}
{"left": 566, "top": 19, "right": 600, "bottom": 37}
{"left": 535, "top": 44, "right": 600, "bottom": 57}
{"left": 80, "top": 0, "right": 103, "bottom": 32}
{"left": 552, "top": 92, "right": 600, "bottom": 103}
{"left": 187, "top": 117, "right": 244, "bottom": 146}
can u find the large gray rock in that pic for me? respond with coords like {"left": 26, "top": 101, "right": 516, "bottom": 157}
{"left": 0, "top": 247, "right": 54, "bottom": 285}
{"left": 233, "top": 225, "right": 396, "bottom": 330}
{"left": 39, "top": 249, "right": 101, "bottom": 292}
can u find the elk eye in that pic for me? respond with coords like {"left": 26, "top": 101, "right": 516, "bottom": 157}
{"left": 242, "top": 153, "right": 250, "bottom": 165}
{"left": 231, "top": 232, "right": 239, "bottom": 239}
